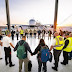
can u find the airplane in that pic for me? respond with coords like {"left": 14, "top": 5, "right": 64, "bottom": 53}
{"left": 11, "top": 19, "right": 53, "bottom": 30}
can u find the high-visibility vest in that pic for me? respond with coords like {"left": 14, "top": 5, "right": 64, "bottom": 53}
{"left": 63, "top": 37, "right": 72, "bottom": 52}
{"left": 54, "top": 36, "right": 64, "bottom": 50}
{"left": 25, "top": 30, "right": 28, "bottom": 33}
{"left": 20, "top": 30, "right": 24, "bottom": 34}
{"left": 5, "top": 30, "right": 9, "bottom": 35}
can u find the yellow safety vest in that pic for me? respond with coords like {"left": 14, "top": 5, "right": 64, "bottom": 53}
{"left": 20, "top": 30, "right": 24, "bottom": 34}
{"left": 63, "top": 37, "right": 72, "bottom": 52}
{"left": 5, "top": 30, "right": 9, "bottom": 35}
{"left": 54, "top": 36, "right": 64, "bottom": 50}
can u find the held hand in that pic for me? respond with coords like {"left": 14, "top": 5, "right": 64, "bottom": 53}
{"left": 31, "top": 53, "right": 33, "bottom": 56}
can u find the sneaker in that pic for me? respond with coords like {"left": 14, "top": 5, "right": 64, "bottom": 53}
{"left": 52, "top": 67, "right": 58, "bottom": 71}
{"left": 9, "top": 64, "right": 15, "bottom": 67}
{"left": 61, "top": 62, "right": 66, "bottom": 65}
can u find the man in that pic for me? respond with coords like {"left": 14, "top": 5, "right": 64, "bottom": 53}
{"left": 48, "top": 30, "right": 52, "bottom": 40}
{"left": 61, "top": 33, "right": 72, "bottom": 65}
{"left": 20, "top": 28, "right": 24, "bottom": 38}
{"left": 38, "top": 30, "right": 41, "bottom": 39}
{"left": 16, "top": 29, "right": 19, "bottom": 40}
{"left": 14, "top": 36, "right": 32, "bottom": 72}
{"left": 2, "top": 32, "right": 15, "bottom": 67}
{"left": 29, "top": 29, "right": 32, "bottom": 37}
{"left": 50, "top": 32, "right": 64, "bottom": 71}
{"left": 42, "top": 29, "right": 46, "bottom": 39}
{"left": 11, "top": 30, "right": 15, "bottom": 40}
{"left": 5, "top": 29, "right": 9, "bottom": 36}
{"left": 33, "top": 29, "right": 37, "bottom": 38}
{"left": 25, "top": 29, "right": 28, "bottom": 38}
{"left": 59, "top": 30, "right": 63, "bottom": 36}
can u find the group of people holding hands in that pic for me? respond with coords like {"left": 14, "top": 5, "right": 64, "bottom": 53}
{"left": 0, "top": 29, "right": 72, "bottom": 72}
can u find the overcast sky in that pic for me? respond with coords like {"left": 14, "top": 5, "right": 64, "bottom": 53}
{"left": 0, "top": 0, "right": 72, "bottom": 26}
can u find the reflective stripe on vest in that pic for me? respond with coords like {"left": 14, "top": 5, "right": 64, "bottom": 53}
{"left": 54, "top": 36, "right": 64, "bottom": 50}
{"left": 63, "top": 37, "right": 72, "bottom": 52}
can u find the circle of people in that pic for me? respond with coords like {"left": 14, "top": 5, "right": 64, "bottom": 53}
{"left": 0, "top": 29, "right": 72, "bottom": 72}
{"left": 5, "top": 28, "right": 52, "bottom": 40}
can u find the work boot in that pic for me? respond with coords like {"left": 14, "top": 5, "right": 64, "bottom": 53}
{"left": 5, "top": 61, "right": 8, "bottom": 65}
{"left": 9, "top": 62, "right": 15, "bottom": 67}
{"left": 61, "top": 62, "right": 66, "bottom": 65}
{"left": 52, "top": 67, "right": 58, "bottom": 71}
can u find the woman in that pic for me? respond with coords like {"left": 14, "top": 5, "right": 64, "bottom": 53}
{"left": 33, "top": 39, "right": 49, "bottom": 72}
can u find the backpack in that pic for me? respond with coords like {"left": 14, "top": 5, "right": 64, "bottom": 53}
{"left": 17, "top": 42, "right": 27, "bottom": 59}
{"left": 40, "top": 46, "right": 50, "bottom": 62}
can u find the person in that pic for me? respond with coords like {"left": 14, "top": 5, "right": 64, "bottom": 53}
{"left": 5, "top": 29, "right": 9, "bottom": 36}
{"left": 50, "top": 32, "right": 64, "bottom": 71}
{"left": 48, "top": 30, "right": 52, "bottom": 40}
{"left": 42, "top": 29, "right": 46, "bottom": 39}
{"left": 33, "top": 29, "right": 37, "bottom": 38}
{"left": 16, "top": 29, "right": 19, "bottom": 40}
{"left": 2, "top": 32, "right": 15, "bottom": 67}
{"left": 59, "top": 30, "right": 63, "bottom": 36}
{"left": 20, "top": 28, "right": 24, "bottom": 39}
{"left": 11, "top": 30, "right": 15, "bottom": 40}
{"left": 29, "top": 29, "right": 32, "bottom": 37}
{"left": 38, "top": 30, "right": 41, "bottom": 39}
{"left": 0, "top": 31, "right": 3, "bottom": 60}
{"left": 32, "top": 39, "right": 49, "bottom": 72}
{"left": 14, "top": 36, "right": 32, "bottom": 72}
{"left": 25, "top": 29, "right": 28, "bottom": 38}
{"left": 61, "top": 33, "right": 72, "bottom": 65}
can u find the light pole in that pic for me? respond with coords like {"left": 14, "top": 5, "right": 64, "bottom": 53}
{"left": 5, "top": 0, "right": 11, "bottom": 32}
{"left": 54, "top": 0, "right": 58, "bottom": 32}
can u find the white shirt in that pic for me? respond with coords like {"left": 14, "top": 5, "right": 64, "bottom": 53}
{"left": 2, "top": 36, "right": 12, "bottom": 47}
{"left": 51, "top": 39, "right": 56, "bottom": 49}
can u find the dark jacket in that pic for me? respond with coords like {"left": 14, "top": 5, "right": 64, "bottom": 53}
{"left": 33, "top": 43, "right": 49, "bottom": 58}
{"left": 14, "top": 40, "right": 32, "bottom": 55}
{"left": 11, "top": 31, "right": 15, "bottom": 36}
{"left": 63, "top": 39, "right": 69, "bottom": 49}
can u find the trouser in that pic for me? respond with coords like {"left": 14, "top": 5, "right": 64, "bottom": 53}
{"left": 20, "top": 34, "right": 23, "bottom": 38}
{"left": 38, "top": 59, "right": 47, "bottom": 72}
{"left": 53, "top": 49, "right": 61, "bottom": 68}
{"left": 34, "top": 33, "right": 36, "bottom": 38}
{"left": 4, "top": 47, "right": 12, "bottom": 65}
{"left": 38, "top": 34, "right": 41, "bottom": 39}
{"left": 48, "top": 34, "right": 51, "bottom": 40}
{"left": 68, "top": 51, "right": 72, "bottom": 59}
{"left": 16, "top": 34, "right": 19, "bottom": 40}
{"left": 12, "top": 35, "right": 14, "bottom": 40}
{"left": 25, "top": 33, "right": 28, "bottom": 38}
{"left": 19, "top": 58, "right": 29, "bottom": 72}
{"left": 42, "top": 34, "right": 45, "bottom": 39}
{"left": 63, "top": 51, "right": 68, "bottom": 64}
{"left": 30, "top": 33, "right": 32, "bottom": 37}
